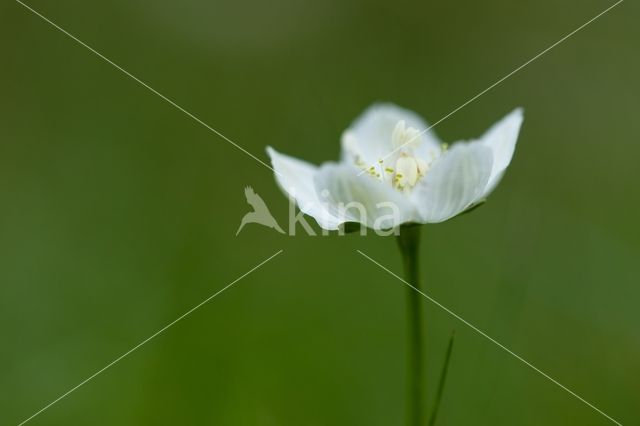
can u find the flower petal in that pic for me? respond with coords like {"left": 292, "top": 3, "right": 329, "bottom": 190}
{"left": 413, "top": 142, "right": 494, "bottom": 223}
{"left": 480, "top": 108, "right": 524, "bottom": 196}
{"left": 341, "top": 103, "right": 441, "bottom": 166}
{"left": 314, "top": 162, "right": 417, "bottom": 229}
{"left": 267, "top": 147, "right": 343, "bottom": 230}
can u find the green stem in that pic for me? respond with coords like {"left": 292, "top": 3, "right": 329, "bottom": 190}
{"left": 397, "top": 225, "right": 425, "bottom": 426}
{"left": 428, "top": 331, "right": 455, "bottom": 426}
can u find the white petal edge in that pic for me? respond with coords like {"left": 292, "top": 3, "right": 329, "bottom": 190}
{"left": 314, "top": 162, "right": 418, "bottom": 230}
{"left": 340, "top": 103, "right": 441, "bottom": 165}
{"left": 266, "top": 147, "right": 343, "bottom": 230}
{"left": 481, "top": 108, "right": 524, "bottom": 196}
{"left": 413, "top": 142, "right": 494, "bottom": 223}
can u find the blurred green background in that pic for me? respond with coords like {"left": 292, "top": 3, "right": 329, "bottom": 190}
{"left": 1, "top": 0, "right": 638, "bottom": 424}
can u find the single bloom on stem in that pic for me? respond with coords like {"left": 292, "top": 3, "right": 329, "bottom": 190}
{"left": 267, "top": 103, "right": 524, "bottom": 426}
{"left": 267, "top": 103, "right": 524, "bottom": 230}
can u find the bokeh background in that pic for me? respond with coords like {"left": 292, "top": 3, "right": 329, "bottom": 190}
{"left": 1, "top": 0, "right": 638, "bottom": 424}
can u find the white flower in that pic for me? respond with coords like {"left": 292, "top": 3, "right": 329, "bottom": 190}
{"left": 267, "top": 103, "right": 523, "bottom": 230}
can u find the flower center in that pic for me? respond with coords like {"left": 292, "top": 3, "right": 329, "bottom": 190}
{"left": 358, "top": 120, "right": 435, "bottom": 192}
{"left": 392, "top": 120, "right": 421, "bottom": 149}
{"left": 393, "top": 152, "right": 428, "bottom": 191}
{"left": 389, "top": 121, "right": 427, "bottom": 190}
